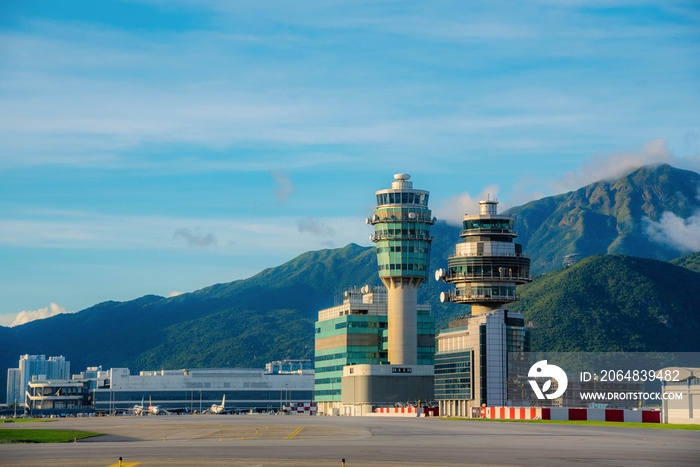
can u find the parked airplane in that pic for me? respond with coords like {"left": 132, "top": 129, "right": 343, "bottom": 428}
{"left": 208, "top": 395, "right": 228, "bottom": 414}
{"left": 131, "top": 396, "right": 169, "bottom": 415}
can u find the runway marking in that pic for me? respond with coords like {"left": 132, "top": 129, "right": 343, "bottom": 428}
{"left": 106, "top": 463, "right": 141, "bottom": 467}
{"left": 285, "top": 426, "right": 303, "bottom": 439}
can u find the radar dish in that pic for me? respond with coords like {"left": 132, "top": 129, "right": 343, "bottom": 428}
{"left": 394, "top": 173, "right": 411, "bottom": 180}
{"left": 440, "top": 292, "right": 447, "bottom": 303}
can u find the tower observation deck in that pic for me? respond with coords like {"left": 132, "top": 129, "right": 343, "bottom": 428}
{"left": 367, "top": 173, "right": 435, "bottom": 365}
{"left": 435, "top": 199, "right": 531, "bottom": 315}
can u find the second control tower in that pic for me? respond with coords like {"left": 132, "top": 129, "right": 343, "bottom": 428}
{"left": 367, "top": 174, "right": 435, "bottom": 365}
{"left": 435, "top": 198, "right": 531, "bottom": 314}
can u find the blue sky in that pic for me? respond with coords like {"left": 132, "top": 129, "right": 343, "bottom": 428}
{"left": 1, "top": 0, "right": 699, "bottom": 326}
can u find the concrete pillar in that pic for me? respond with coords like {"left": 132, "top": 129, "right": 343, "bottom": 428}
{"left": 384, "top": 279, "right": 418, "bottom": 365}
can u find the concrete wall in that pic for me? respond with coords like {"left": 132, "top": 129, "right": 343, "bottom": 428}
{"left": 341, "top": 374, "right": 434, "bottom": 406}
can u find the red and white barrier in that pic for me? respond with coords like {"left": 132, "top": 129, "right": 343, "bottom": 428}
{"left": 285, "top": 402, "right": 317, "bottom": 414}
{"left": 374, "top": 407, "right": 440, "bottom": 417}
{"left": 479, "top": 406, "right": 660, "bottom": 423}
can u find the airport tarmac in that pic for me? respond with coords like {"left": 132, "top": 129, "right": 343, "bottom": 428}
{"left": 1, "top": 414, "right": 699, "bottom": 467}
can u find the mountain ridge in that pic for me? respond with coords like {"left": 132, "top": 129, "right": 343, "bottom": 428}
{"left": 505, "top": 164, "right": 700, "bottom": 272}
{"left": 2, "top": 164, "right": 699, "bottom": 403}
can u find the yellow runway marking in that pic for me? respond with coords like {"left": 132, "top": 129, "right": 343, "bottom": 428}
{"left": 106, "top": 463, "right": 141, "bottom": 467}
{"left": 285, "top": 426, "right": 303, "bottom": 439}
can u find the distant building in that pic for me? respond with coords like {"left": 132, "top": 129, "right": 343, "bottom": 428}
{"left": 22, "top": 362, "right": 314, "bottom": 415}
{"left": 662, "top": 367, "right": 700, "bottom": 424}
{"left": 6, "top": 369, "right": 21, "bottom": 407}
{"left": 26, "top": 380, "right": 95, "bottom": 414}
{"left": 6, "top": 354, "right": 70, "bottom": 407}
{"left": 73, "top": 366, "right": 103, "bottom": 379}
{"left": 266, "top": 359, "right": 313, "bottom": 374}
{"left": 435, "top": 199, "right": 532, "bottom": 416}
{"left": 95, "top": 367, "right": 313, "bottom": 413}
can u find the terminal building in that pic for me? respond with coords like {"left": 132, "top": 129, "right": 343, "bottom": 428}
{"left": 94, "top": 366, "right": 313, "bottom": 413}
{"left": 434, "top": 199, "right": 532, "bottom": 417}
{"left": 21, "top": 360, "right": 314, "bottom": 416}
{"left": 315, "top": 174, "right": 436, "bottom": 416}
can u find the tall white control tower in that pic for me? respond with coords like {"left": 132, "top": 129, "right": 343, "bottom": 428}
{"left": 367, "top": 174, "right": 435, "bottom": 364}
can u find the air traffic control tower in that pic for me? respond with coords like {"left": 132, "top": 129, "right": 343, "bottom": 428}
{"left": 367, "top": 173, "right": 435, "bottom": 364}
{"left": 435, "top": 198, "right": 531, "bottom": 314}
{"left": 433, "top": 199, "right": 532, "bottom": 414}
{"left": 314, "top": 174, "right": 436, "bottom": 415}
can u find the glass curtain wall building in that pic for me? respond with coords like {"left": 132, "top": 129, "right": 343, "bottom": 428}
{"left": 314, "top": 286, "right": 389, "bottom": 414}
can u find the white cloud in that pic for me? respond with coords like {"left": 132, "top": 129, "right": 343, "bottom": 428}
{"left": 173, "top": 227, "right": 217, "bottom": 247}
{"left": 645, "top": 211, "right": 700, "bottom": 253}
{"left": 508, "top": 139, "right": 700, "bottom": 203}
{"left": 11, "top": 303, "right": 71, "bottom": 327}
{"left": 0, "top": 209, "right": 371, "bottom": 255}
{"left": 271, "top": 171, "right": 295, "bottom": 205}
{"left": 434, "top": 185, "right": 500, "bottom": 226}
{"left": 297, "top": 216, "right": 335, "bottom": 236}
{"left": 553, "top": 138, "right": 677, "bottom": 192}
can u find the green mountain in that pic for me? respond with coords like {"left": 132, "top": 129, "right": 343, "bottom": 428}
{"left": 510, "top": 253, "right": 700, "bottom": 352}
{"left": 2, "top": 164, "right": 699, "bottom": 403}
{"left": 0, "top": 244, "right": 379, "bottom": 402}
{"left": 506, "top": 164, "right": 700, "bottom": 273}
{"left": 670, "top": 251, "right": 700, "bottom": 274}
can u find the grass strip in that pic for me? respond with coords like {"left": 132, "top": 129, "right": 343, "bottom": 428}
{"left": 0, "top": 429, "right": 103, "bottom": 443}
{"left": 1, "top": 418, "right": 55, "bottom": 423}
{"left": 441, "top": 417, "right": 700, "bottom": 430}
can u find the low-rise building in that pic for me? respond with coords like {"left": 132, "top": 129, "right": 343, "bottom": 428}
{"left": 26, "top": 380, "right": 95, "bottom": 414}
{"left": 661, "top": 367, "right": 700, "bottom": 424}
{"left": 97, "top": 366, "right": 313, "bottom": 413}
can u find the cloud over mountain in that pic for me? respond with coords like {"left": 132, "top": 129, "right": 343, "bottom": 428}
{"left": 11, "top": 303, "right": 70, "bottom": 327}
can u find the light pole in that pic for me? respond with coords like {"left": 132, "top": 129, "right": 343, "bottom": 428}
{"left": 199, "top": 390, "right": 202, "bottom": 414}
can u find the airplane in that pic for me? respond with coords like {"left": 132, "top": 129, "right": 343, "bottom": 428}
{"left": 130, "top": 396, "right": 146, "bottom": 415}
{"left": 131, "top": 396, "right": 169, "bottom": 415}
{"left": 208, "top": 395, "right": 226, "bottom": 414}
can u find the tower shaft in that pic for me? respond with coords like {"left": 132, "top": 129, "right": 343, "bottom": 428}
{"left": 383, "top": 277, "right": 418, "bottom": 365}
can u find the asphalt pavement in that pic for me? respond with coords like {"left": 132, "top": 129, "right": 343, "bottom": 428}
{"left": 1, "top": 414, "right": 698, "bottom": 466}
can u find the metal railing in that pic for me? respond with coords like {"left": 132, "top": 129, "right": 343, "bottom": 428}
{"left": 371, "top": 233, "right": 434, "bottom": 242}
{"left": 442, "top": 292, "right": 520, "bottom": 303}
{"left": 460, "top": 228, "right": 517, "bottom": 237}
{"left": 444, "top": 272, "right": 532, "bottom": 282}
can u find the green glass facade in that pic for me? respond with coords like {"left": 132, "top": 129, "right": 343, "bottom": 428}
{"left": 435, "top": 349, "right": 472, "bottom": 400}
{"left": 371, "top": 203, "right": 433, "bottom": 279}
{"left": 314, "top": 314, "right": 388, "bottom": 402}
